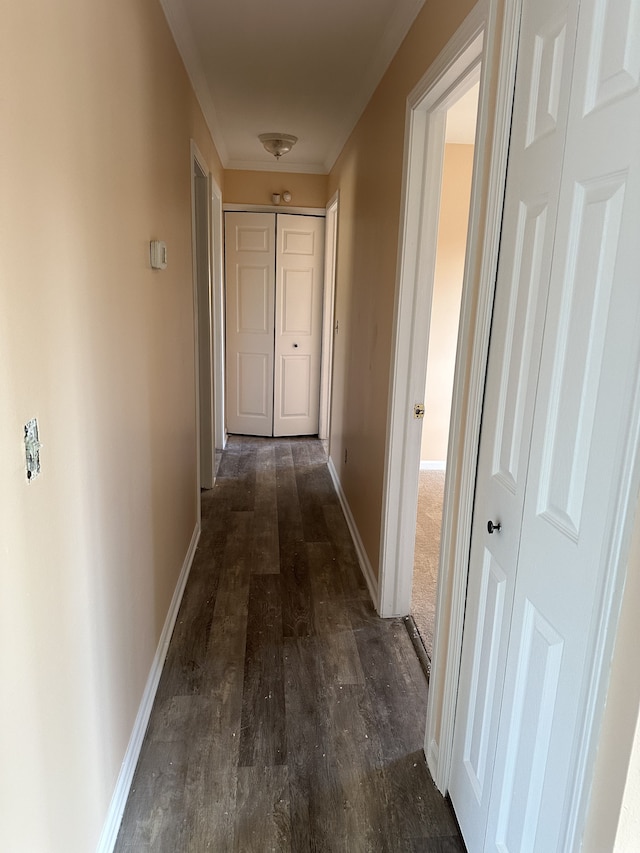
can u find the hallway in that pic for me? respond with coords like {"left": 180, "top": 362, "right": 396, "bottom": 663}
{"left": 115, "top": 436, "right": 464, "bottom": 852}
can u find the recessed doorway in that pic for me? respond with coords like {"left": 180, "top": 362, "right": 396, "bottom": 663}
{"left": 411, "top": 85, "right": 479, "bottom": 667}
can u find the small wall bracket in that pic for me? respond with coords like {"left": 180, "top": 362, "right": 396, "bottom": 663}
{"left": 24, "top": 418, "right": 42, "bottom": 481}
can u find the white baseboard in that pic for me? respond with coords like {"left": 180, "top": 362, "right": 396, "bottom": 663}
{"left": 420, "top": 460, "right": 446, "bottom": 471}
{"left": 327, "top": 457, "right": 379, "bottom": 608}
{"left": 426, "top": 736, "right": 440, "bottom": 779}
{"left": 97, "top": 522, "right": 201, "bottom": 853}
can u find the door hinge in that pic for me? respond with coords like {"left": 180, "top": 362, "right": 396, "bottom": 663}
{"left": 414, "top": 403, "right": 425, "bottom": 419}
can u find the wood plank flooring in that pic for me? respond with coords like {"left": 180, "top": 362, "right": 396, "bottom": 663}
{"left": 115, "top": 436, "right": 465, "bottom": 852}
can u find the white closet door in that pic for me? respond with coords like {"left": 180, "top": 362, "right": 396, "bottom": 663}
{"left": 449, "top": 0, "right": 580, "bottom": 842}
{"left": 225, "top": 212, "right": 276, "bottom": 436}
{"left": 451, "top": 0, "right": 640, "bottom": 848}
{"left": 273, "top": 214, "right": 325, "bottom": 437}
{"left": 484, "top": 0, "right": 640, "bottom": 848}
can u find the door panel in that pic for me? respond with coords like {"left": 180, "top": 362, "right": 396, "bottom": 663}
{"left": 225, "top": 212, "right": 275, "bottom": 436}
{"left": 492, "top": 602, "right": 564, "bottom": 853}
{"left": 484, "top": 0, "right": 640, "bottom": 845}
{"left": 274, "top": 214, "right": 325, "bottom": 436}
{"left": 448, "top": 0, "right": 579, "bottom": 842}
{"left": 451, "top": 0, "right": 640, "bottom": 847}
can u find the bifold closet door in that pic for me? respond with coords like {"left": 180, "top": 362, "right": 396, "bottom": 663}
{"left": 450, "top": 0, "right": 640, "bottom": 849}
{"left": 225, "top": 212, "right": 276, "bottom": 437}
{"left": 225, "top": 212, "right": 325, "bottom": 437}
{"left": 273, "top": 214, "right": 325, "bottom": 437}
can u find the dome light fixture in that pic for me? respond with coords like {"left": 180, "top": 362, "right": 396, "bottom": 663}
{"left": 259, "top": 133, "right": 298, "bottom": 160}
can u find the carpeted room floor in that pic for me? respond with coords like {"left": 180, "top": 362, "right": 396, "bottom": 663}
{"left": 411, "top": 469, "right": 446, "bottom": 662}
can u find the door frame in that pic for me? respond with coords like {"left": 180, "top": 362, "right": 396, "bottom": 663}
{"left": 378, "top": 0, "right": 523, "bottom": 792}
{"left": 191, "top": 141, "right": 224, "bottom": 501}
{"left": 211, "top": 179, "right": 226, "bottom": 451}
{"left": 379, "top": 17, "right": 483, "bottom": 619}
{"left": 319, "top": 191, "right": 339, "bottom": 441}
{"left": 191, "top": 141, "right": 212, "bottom": 505}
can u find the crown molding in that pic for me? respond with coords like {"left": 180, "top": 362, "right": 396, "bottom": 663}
{"left": 159, "top": 0, "right": 229, "bottom": 165}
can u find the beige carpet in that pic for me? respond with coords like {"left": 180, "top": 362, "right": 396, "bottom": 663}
{"left": 411, "top": 469, "right": 445, "bottom": 660}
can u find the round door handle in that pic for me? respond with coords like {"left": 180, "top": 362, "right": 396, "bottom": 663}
{"left": 487, "top": 520, "right": 502, "bottom": 534}
{"left": 293, "top": 343, "right": 299, "bottom": 348}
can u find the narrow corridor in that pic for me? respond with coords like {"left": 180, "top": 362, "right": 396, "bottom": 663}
{"left": 115, "top": 436, "right": 464, "bottom": 852}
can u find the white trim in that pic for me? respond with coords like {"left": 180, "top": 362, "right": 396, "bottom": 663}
{"left": 224, "top": 158, "right": 328, "bottom": 175}
{"left": 210, "top": 178, "right": 226, "bottom": 452}
{"left": 419, "top": 460, "right": 446, "bottom": 471}
{"left": 97, "top": 524, "right": 200, "bottom": 853}
{"left": 194, "top": 147, "right": 214, "bottom": 490}
{"left": 190, "top": 140, "right": 206, "bottom": 512}
{"left": 327, "top": 456, "right": 378, "bottom": 606}
{"left": 427, "top": 0, "right": 524, "bottom": 795}
{"left": 319, "top": 192, "right": 339, "bottom": 441}
{"left": 159, "top": 0, "right": 227, "bottom": 163}
{"left": 223, "top": 203, "right": 326, "bottom": 217}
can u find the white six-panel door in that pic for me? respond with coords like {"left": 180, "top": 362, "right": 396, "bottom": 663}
{"left": 225, "top": 212, "right": 276, "bottom": 436}
{"left": 225, "top": 212, "right": 325, "bottom": 437}
{"left": 448, "top": 0, "right": 580, "bottom": 839}
{"left": 450, "top": 0, "right": 640, "bottom": 849}
{"left": 274, "top": 214, "right": 325, "bottom": 436}
{"left": 484, "top": 0, "right": 640, "bottom": 848}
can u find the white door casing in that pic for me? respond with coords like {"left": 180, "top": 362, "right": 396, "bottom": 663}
{"left": 273, "top": 214, "right": 325, "bottom": 437}
{"left": 211, "top": 179, "right": 226, "bottom": 452}
{"left": 225, "top": 212, "right": 325, "bottom": 437}
{"left": 319, "top": 193, "right": 339, "bottom": 442}
{"left": 225, "top": 212, "right": 276, "bottom": 437}
{"left": 450, "top": 0, "right": 640, "bottom": 849}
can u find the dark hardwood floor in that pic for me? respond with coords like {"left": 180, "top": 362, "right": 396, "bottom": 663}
{"left": 115, "top": 436, "right": 465, "bottom": 852}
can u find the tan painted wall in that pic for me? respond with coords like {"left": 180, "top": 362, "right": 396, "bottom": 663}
{"left": 223, "top": 169, "right": 328, "bottom": 208}
{"left": 0, "top": 1, "right": 221, "bottom": 851}
{"left": 421, "top": 144, "right": 474, "bottom": 463}
{"left": 327, "top": 0, "right": 476, "bottom": 574}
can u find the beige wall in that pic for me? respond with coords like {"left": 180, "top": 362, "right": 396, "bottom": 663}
{"left": 0, "top": 1, "right": 221, "bottom": 851}
{"left": 421, "top": 144, "right": 474, "bottom": 463}
{"left": 327, "top": 0, "right": 476, "bottom": 574}
{"left": 223, "top": 169, "right": 328, "bottom": 208}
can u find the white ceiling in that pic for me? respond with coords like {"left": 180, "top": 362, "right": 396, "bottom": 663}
{"left": 160, "top": 0, "right": 426, "bottom": 173}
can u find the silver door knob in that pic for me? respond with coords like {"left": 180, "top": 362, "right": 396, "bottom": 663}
{"left": 487, "top": 520, "right": 502, "bottom": 534}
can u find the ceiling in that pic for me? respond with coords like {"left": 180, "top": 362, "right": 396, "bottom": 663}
{"left": 160, "top": 0, "right": 426, "bottom": 174}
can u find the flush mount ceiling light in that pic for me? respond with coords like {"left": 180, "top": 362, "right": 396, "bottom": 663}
{"left": 259, "top": 133, "right": 298, "bottom": 160}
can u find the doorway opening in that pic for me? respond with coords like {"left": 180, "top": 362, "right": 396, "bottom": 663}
{"left": 191, "top": 142, "right": 224, "bottom": 507}
{"left": 318, "top": 192, "right": 339, "bottom": 445}
{"left": 380, "top": 0, "right": 521, "bottom": 795}
{"left": 410, "top": 86, "right": 479, "bottom": 668}
{"left": 191, "top": 144, "right": 214, "bottom": 501}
